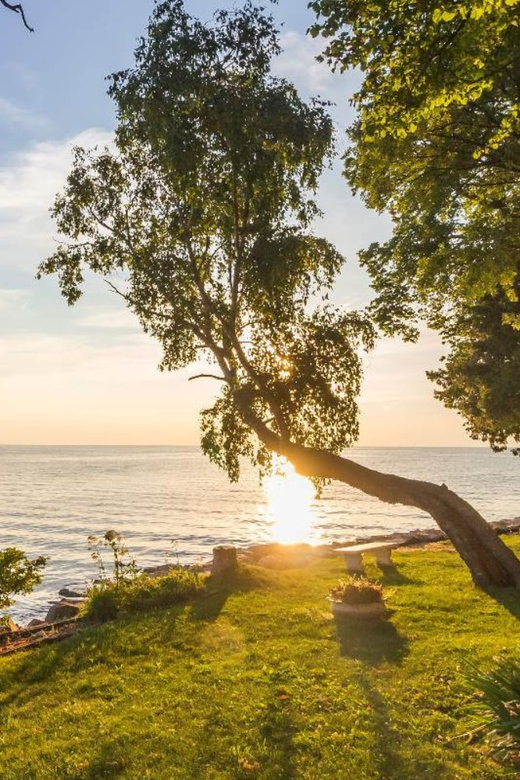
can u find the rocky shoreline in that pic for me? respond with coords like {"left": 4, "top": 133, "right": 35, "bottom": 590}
{"left": 236, "top": 516, "right": 520, "bottom": 568}
{"left": 2, "top": 516, "right": 519, "bottom": 654}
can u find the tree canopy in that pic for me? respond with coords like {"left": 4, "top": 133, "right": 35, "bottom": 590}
{"left": 39, "top": 0, "right": 520, "bottom": 588}
{"left": 310, "top": 0, "right": 520, "bottom": 451}
{"left": 0, "top": 548, "right": 46, "bottom": 620}
{"left": 39, "top": 0, "right": 374, "bottom": 482}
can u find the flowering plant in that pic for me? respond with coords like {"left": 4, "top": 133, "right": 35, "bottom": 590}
{"left": 328, "top": 576, "right": 384, "bottom": 605}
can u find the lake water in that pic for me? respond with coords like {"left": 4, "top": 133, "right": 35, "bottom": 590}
{"left": 0, "top": 446, "right": 518, "bottom": 621}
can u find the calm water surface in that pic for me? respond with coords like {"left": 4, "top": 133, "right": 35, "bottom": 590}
{"left": 0, "top": 446, "right": 518, "bottom": 621}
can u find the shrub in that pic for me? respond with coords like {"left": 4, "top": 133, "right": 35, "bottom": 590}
{"left": 0, "top": 548, "right": 47, "bottom": 624}
{"left": 85, "top": 586, "right": 119, "bottom": 622}
{"left": 84, "top": 568, "right": 205, "bottom": 621}
{"left": 328, "top": 576, "right": 384, "bottom": 605}
{"left": 87, "top": 530, "right": 139, "bottom": 588}
{"left": 118, "top": 568, "right": 205, "bottom": 613}
{"left": 466, "top": 656, "right": 520, "bottom": 759}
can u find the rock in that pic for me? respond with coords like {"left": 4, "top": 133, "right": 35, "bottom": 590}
{"left": 257, "top": 555, "right": 287, "bottom": 569}
{"left": 27, "top": 619, "right": 46, "bottom": 628}
{"left": 247, "top": 542, "right": 285, "bottom": 559}
{"left": 59, "top": 588, "right": 85, "bottom": 598}
{"left": 45, "top": 600, "right": 82, "bottom": 623}
{"left": 256, "top": 552, "right": 310, "bottom": 569}
{"left": 196, "top": 561, "right": 213, "bottom": 572}
{"left": 491, "top": 518, "right": 520, "bottom": 534}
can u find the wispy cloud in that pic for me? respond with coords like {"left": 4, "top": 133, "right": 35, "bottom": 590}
{"left": 0, "top": 330, "right": 157, "bottom": 380}
{"left": 0, "top": 128, "right": 113, "bottom": 271}
{"left": 273, "top": 30, "right": 360, "bottom": 129}
{"left": 274, "top": 30, "right": 337, "bottom": 94}
{"left": 0, "top": 329, "right": 214, "bottom": 445}
{"left": 77, "top": 306, "right": 139, "bottom": 331}
{"left": 0, "top": 288, "right": 31, "bottom": 312}
{"left": 0, "top": 96, "right": 48, "bottom": 130}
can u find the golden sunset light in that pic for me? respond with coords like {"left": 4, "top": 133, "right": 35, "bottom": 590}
{"left": 1, "top": 0, "right": 519, "bottom": 776}
{"left": 262, "top": 459, "right": 320, "bottom": 545}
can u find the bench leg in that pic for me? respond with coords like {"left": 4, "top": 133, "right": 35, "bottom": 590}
{"left": 343, "top": 552, "right": 364, "bottom": 574}
{"left": 375, "top": 548, "right": 394, "bottom": 568}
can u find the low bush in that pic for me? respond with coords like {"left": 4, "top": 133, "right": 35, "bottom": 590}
{"left": 118, "top": 568, "right": 205, "bottom": 612}
{"left": 0, "top": 548, "right": 47, "bottom": 624}
{"left": 85, "top": 586, "right": 119, "bottom": 622}
{"left": 85, "top": 567, "right": 205, "bottom": 621}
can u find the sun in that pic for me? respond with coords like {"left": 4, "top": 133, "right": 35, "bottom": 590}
{"left": 262, "top": 458, "right": 321, "bottom": 545}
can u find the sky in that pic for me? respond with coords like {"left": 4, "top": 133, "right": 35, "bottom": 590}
{"left": 0, "top": 0, "right": 478, "bottom": 447}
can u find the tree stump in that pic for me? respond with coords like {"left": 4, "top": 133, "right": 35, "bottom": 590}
{"left": 212, "top": 545, "right": 238, "bottom": 578}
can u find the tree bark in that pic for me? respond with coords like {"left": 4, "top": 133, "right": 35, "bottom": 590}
{"left": 243, "top": 412, "right": 520, "bottom": 588}
{"left": 212, "top": 545, "right": 238, "bottom": 578}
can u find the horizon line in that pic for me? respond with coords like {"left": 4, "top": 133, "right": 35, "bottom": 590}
{"left": 0, "top": 443, "right": 491, "bottom": 449}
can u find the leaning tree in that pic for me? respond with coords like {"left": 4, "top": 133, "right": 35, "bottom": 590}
{"left": 39, "top": 0, "right": 520, "bottom": 588}
{"left": 309, "top": 0, "right": 520, "bottom": 452}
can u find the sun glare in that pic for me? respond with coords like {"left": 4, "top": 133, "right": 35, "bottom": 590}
{"left": 262, "top": 459, "right": 321, "bottom": 545}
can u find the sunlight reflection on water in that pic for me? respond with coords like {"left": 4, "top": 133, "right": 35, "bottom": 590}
{"left": 260, "top": 459, "right": 323, "bottom": 546}
{"left": 2, "top": 445, "right": 518, "bottom": 621}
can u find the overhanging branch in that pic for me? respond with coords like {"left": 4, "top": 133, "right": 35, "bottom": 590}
{"left": 1, "top": 1, "right": 34, "bottom": 32}
{"left": 188, "top": 373, "right": 226, "bottom": 382}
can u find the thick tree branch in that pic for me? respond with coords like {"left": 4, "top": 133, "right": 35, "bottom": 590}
{"left": 1, "top": 0, "right": 33, "bottom": 32}
{"left": 230, "top": 333, "right": 291, "bottom": 440}
{"left": 237, "top": 404, "right": 520, "bottom": 587}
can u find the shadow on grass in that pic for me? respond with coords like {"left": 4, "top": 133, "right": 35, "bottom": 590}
{"left": 256, "top": 686, "right": 298, "bottom": 779}
{"left": 354, "top": 674, "right": 448, "bottom": 780}
{"left": 356, "top": 674, "right": 408, "bottom": 779}
{"left": 378, "top": 566, "right": 422, "bottom": 586}
{"left": 80, "top": 742, "right": 127, "bottom": 780}
{"left": 0, "top": 604, "right": 190, "bottom": 713}
{"left": 191, "top": 565, "right": 273, "bottom": 623}
{"left": 0, "top": 565, "right": 270, "bottom": 711}
{"left": 191, "top": 588, "right": 230, "bottom": 622}
{"left": 484, "top": 585, "right": 520, "bottom": 620}
{"left": 335, "top": 616, "right": 409, "bottom": 666}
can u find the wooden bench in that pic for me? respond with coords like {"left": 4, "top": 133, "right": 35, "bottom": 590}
{"left": 335, "top": 540, "right": 405, "bottom": 574}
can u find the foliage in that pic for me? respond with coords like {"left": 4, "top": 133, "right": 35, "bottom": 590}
{"left": 309, "top": 0, "right": 520, "bottom": 450}
{"left": 87, "top": 530, "right": 139, "bottom": 589}
{"left": 85, "top": 586, "right": 119, "bottom": 622}
{"left": 466, "top": 656, "right": 520, "bottom": 760}
{"left": 2, "top": 542, "right": 520, "bottom": 778}
{"left": 328, "top": 575, "right": 384, "bottom": 604}
{"left": 115, "top": 567, "right": 205, "bottom": 613}
{"left": 0, "top": 547, "right": 47, "bottom": 621}
{"left": 427, "top": 293, "right": 520, "bottom": 449}
{"left": 34, "top": 2, "right": 520, "bottom": 592}
{"left": 38, "top": 0, "right": 375, "bottom": 482}
{"left": 85, "top": 568, "right": 205, "bottom": 621}
{"left": 85, "top": 530, "right": 139, "bottom": 620}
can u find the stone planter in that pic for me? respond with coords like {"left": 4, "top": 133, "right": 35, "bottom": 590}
{"left": 329, "top": 599, "right": 387, "bottom": 620}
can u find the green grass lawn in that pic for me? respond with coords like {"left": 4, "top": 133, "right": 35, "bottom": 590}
{"left": 1, "top": 540, "right": 520, "bottom": 779}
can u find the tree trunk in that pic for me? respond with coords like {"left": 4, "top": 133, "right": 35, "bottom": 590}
{"left": 212, "top": 545, "right": 238, "bottom": 578}
{"left": 243, "top": 412, "right": 520, "bottom": 588}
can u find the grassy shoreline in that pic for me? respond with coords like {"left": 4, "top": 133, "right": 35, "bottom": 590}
{"left": 1, "top": 540, "right": 520, "bottom": 779}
